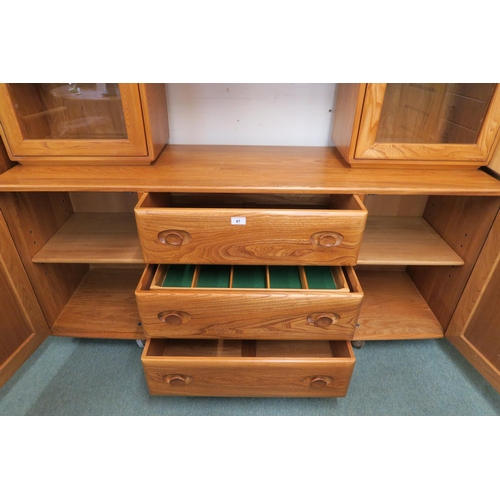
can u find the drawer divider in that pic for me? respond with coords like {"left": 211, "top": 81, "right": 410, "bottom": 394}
{"left": 229, "top": 265, "right": 234, "bottom": 288}
{"left": 192, "top": 265, "right": 201, "bottom": 287}
{"left": 298, "top": 266, "right": 309, "bottom": 289}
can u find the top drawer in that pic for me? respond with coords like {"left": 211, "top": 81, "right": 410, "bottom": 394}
{"left": 135, "top": 193, "right": 367, "bottom": 265}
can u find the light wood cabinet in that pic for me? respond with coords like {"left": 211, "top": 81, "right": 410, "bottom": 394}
{"left": 1, "top": 146, "right": 498, "bottom": 394}
{"left": 0, "top": 83, "right": 169, "bottom": 165}
{"left": 0, "top": 84, "right": 499, "bottom": 396}
{"left": 333, "top": 83, "right": 500, "bottom": 167}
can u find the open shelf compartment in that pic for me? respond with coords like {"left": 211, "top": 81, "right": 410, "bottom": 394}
{"left": 51, "top": 267, "right": 144, "bottom": 339}
{"left": 355, "top": 269, "right": 444, "bottom": 340}
{"left": 32, "top": 212, "right": 143, "bottom": 264}
{"left": 358, "top": 216, "right": 464, "bottom": 266}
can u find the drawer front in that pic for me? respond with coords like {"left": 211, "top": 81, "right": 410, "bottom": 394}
{"left": 136, "top": 266, "right": 363, "bottom": 340}
{"left": 135, "top": 194, "right": 367, "bottom": 265}
{"left": 142, "top": 339, "right": 355, "bottom": 397}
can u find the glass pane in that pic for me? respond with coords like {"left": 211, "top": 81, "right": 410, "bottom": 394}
{"left": 7, "top": 83, "right": 128, "bottom": 140}
{"left": 376, "top": 83, "right": 496, "bottom": 144}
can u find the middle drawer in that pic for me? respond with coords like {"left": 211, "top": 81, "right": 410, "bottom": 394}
{"left": 134, "top": 193, "right": 367, "bottom": 265}
{"left": 136, "top": 264, "right": 363, "bottom": 340}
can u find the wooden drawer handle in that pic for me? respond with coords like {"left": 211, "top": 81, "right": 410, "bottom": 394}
{"left": 163, "top": 374, "right": 194, "bottom": 386}
{"left": 310, "top": 231, "right": 344, "bottom": 247}
{"left": 157, "top": 230, "right": 192, "bottom": 246}
{"left": 307, "top": 313, "right": 340, "bottom": 327}
{"left": 158, "top": 310, "right": 191, "bottom": 325}
{"left": 303, "top": 375, "right": 334, "bottom": 388}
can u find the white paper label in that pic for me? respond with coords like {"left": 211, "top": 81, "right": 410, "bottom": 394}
{"left": 231, "top": 217, "right": 246, "bottom": 225}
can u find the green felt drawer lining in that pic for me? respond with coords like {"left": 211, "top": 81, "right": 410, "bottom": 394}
{"left": 197, "top": 265, "right": 231, "bottom": 288}
{"left": 232, "top": 266, "right": 267, "bottom": 288}
{"left": 268, "top": 266, "right": 302, "bottom": 289}
{"left": 304, "top": 266, "right": 337, "bottom": 289}
{"left": 162, "top": 264, "right": 196, "bottom": 287}
{"left": 159, "top": 265, "right": 340, "bottom": 290}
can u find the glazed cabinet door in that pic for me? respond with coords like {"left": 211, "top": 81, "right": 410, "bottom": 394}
{"left": 446, "top": 207, "right": 500, "bottom": 393}
{"left": 355, "top": 83, "right": 500, "bottom": 165}
{"left": 0, "top": 210, "right": 50, "bottom": 387}
{"left": 0, "top": 83, "right": 148, "bottom": 160}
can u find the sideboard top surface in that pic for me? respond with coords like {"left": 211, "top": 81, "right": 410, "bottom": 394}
{"left": 0, "top": 145, "right": 499, "bottom": 195}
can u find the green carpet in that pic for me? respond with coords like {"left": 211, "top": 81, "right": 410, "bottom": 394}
{"left": 1, "top": 337, "right": 499, "bottom": 416}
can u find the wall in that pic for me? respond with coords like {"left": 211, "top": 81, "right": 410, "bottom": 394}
{"left": 166, "top": 83, "right": 336, "bottom": 147}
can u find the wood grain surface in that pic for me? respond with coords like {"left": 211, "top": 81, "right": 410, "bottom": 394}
{"left": 136, "top": 265, "right": 363, "bottom": 340}
{"left": 446, "top": 208, "right": 500, "bottom": 392}
{"left": 51, "top": 267, "right": 144, "bottom": 339}
{"left": 1, "top": 146, "right": 500, "bottom": 194}
{"left": 135, "top": 193, "right": 367, "bottom": 265}
{"left": 355, "top": 270, "right": 443, "bottom": 340}
{"left": 142, "top": 339, "right": 355, "bottom": 397}
{"left": 358, "top": 216, "right": 464, "bottom": 265}
{"left": 32, "top": 213, "right": 143, "bottom": 264}
{"left": 0, "top": 211, "right": 50, "bottom": 387}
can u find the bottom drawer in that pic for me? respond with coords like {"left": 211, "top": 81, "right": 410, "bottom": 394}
{"left": 142, "top": 338, "right": 355, "bottom": 397}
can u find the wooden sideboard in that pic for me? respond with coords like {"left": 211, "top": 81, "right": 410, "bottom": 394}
{"left": 0, "top": 145, "right": 499, "bottom": 395}
{"left": 1, "top": 83, "right": 499, "bottom": 397}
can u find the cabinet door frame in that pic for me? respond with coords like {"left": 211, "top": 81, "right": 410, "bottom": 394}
{"left": 355, "top": 83, "right": 500, "bottom": 164}
{"left": 0, "top": 83, "right": 148, "bottom": 159}
{"left": 0, "top": 210, "right": 50, "bottom": 388}
{"left": 446, "top": 207, "right": 500, "bottom": 393}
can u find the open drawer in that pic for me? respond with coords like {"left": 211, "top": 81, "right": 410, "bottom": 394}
{"left": 134, "top": 193, "right": 367, "bottom": 265}
{"left": 135, "top": 264, "right": 363, "bottom": 340}
{"left": 142, "top": 338, "right": 356, "bottom": 397}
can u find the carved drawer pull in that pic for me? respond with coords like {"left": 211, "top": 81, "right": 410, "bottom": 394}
{"left": 303, "top": 375, "right": 334, "bottom": 388}
{"left": 158, "top": 310, "right": 191, "bottom": 325}
{"left": 157, "top": 229, "right": 192, "bottom": 246}
{"left": 307, "top": 313, "right": 340, "bottom": 327}
{"left": 310, "top": 231, "right": 344, "bottom": 247}
{"left": 163, "top": 374, "right": 194, "bottom": 386}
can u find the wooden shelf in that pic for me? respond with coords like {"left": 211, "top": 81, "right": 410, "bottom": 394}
{"left": 358, "top": 216, "right": 464, "bottom": 266}
{"left": 51, "top": 267, "right": 144, "bottom": 339}
{"left": 355, "top": 270, "right": 444, "bottom": 340}
{"left": 32, "top": 213, "right": 144, "bottom": 264}
{"left": 1, "top": 145, "right": 500, "bottom": 195}
{"left": 33, "top": 212, "right": 464, "bottom": 267}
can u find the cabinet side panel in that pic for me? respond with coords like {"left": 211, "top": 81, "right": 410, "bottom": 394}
{"left": 0, "top": 211, "right": 50, "bottom": 387}
{"left": 331, "top": 84, "right": 365, "bottom": 164}
{"left": 139, "top": 83, "right": 169, "bottom": 161}
{"left": 463, "top": 255, "right": 500, "bottom": 370}
{"left": 408, "top": 195, "right": 500, "bottom": 329}
{"left": 0, "top": 260, "right": 33, "bottom": 365}
{"left": 362, "top": 194, "right": 428, "bottom": 216}
{"left": 0, "top": 136, "right": 15, "bottom": 174}
{"left": 488, "top": 135, "right": 500, "bottom": 175}
{"left": 0, "top": 192, "right": 88, "bottom": 326}
{"left": 446, "top": 209, "right": 500, "bottom": 392}
{"left": 69, "top": 192, "right": 138, "bottom": 213}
